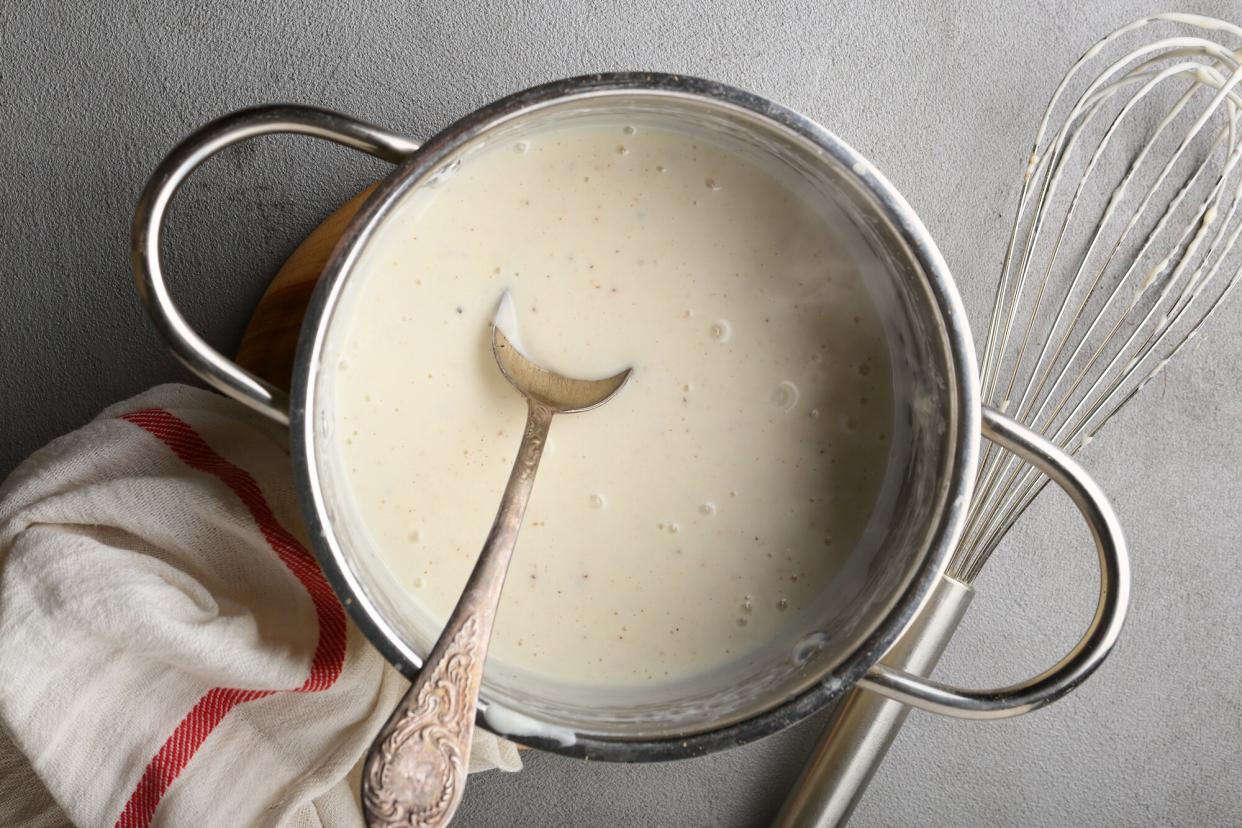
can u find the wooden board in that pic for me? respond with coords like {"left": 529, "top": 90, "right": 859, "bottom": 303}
{"left": 234, "top": 185, "right": 376, "bottom": 385}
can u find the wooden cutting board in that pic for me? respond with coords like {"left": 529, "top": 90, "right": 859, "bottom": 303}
{"left": 234, "top": 185, "right": 376, "bottom": 384}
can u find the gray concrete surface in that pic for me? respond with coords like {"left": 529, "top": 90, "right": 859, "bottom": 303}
{"left": 3, "top": 1, "right": 1241, "bottom": 825}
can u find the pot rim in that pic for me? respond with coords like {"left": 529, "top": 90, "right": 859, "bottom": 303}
{"left": 288, "top": 72, "right": 981, "bottom": 762}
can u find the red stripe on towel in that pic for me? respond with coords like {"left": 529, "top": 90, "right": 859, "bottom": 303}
{"left": 114, "top": 408, "right": 346, "bottom": 828}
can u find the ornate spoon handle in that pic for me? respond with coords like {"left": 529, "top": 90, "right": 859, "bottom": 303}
{"left": 362, "top": 400, "right": 554, "bottom": 828}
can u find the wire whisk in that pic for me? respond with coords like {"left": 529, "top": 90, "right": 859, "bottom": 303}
{"left": 954, "top": 12, "right": 1242, "bottom": 582}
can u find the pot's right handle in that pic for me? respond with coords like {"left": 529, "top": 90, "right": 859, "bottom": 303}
{"left": 861, "top": 405, "right": 1129, "bottom": 716}
{"left": 131, "top": 105, "right": 419, "bottom": 425}
{"left": 774, "top": 405, "right": 1129, "bottom": 827}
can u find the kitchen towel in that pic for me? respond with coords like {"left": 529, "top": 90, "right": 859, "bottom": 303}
{"left": 0, "top": 384, "right": 521, "bottom": 828}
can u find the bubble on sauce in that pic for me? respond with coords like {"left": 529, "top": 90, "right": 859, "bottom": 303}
{"left": 656, "top": 164, "right": 667, "bottom": 174}
{"left": 412, "top": 576, "right": 425, "bottom": 589}
{"left": 679, "top": 308, "right": 694, "bottom": 320}
{"left": 741, "top": 595, "right": 753, "bottom": 614}
{"left": 705, "top": 177, "right": 721, "bottom": 191}
{"left": 337, "top": 357, "right": 350, "bottom": 372}
{"left": 616, "top": 144, "right": 629, "bottom": 156}
{"left": 514, "top": 141, "right": 529, "bottom": 154}
{"left": 699, "top": 501, "right": 717, "bottom": 517}
{"left": 588, "top": 493, "right": 606, "bottom": 510}
{"left": 776, "top": 597, "right": 789, "bottom": 612}
{"left": 666, "top": 523, "right": 681, "bottom": 535}
{"left": 736, "top": 616, "right": 749, "bottom": 627}
{"left": 809, "top": 408, "right": 821, "bottom": 419}
{"left": 622, "top": 125, "right": 636, "bottom": 135}
{"left": 771, "top": 381, "right": 800, "bottom": 412}
{"left": 710, "top": 319, "right": 733, "bottom": 342}
{"left": 681, "top": 382, "right": 693, "bottom": 393}
{"left": 844, "top": 416, "right": 858, "bottom": 432}
{"left": 793, "top": 631, "right": 831, "bottom": 665}
{"left": 408, "top": 529, "right": 423, "bottom": 544}
{"left": 858, "top": 361, "right": 872, "bottom": 376}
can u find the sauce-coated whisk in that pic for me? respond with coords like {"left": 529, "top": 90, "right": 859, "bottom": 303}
{"left": 778, "top": 14, "right": 1242, "bottom": 826}
{"left": 957, "top": 12, "right": 1242, "bottom": 582}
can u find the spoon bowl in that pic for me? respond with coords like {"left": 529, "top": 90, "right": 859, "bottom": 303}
{"left": 492, "top": 294, "right": 631, "bottom": 414}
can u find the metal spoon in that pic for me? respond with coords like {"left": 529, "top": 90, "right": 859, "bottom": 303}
{"left": 361, "top": 291, "right": 632, "bottom": 828}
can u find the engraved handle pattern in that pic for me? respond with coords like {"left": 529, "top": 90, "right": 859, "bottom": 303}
{"left": 362, "top": 401, "right": 554, "bottom": 828}
{"left": 362, "top": 615, "right": 483, "bottom": 827}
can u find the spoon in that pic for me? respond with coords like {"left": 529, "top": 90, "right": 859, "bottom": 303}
{"left": 361, "top": 290, "right": 632, "bottom": 828}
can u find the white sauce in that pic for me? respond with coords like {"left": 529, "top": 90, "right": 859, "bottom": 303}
{"left": 482, "top": 702, "right": 577, "bottom": 746}
{"left": 330, "top": 120, "right": 900, "bottom": 691}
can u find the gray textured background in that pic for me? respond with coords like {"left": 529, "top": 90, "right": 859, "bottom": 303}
{"left": 3, "top": 1, "right": 1241, "bottom": 825}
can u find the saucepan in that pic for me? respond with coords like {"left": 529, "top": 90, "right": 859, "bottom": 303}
{"left": 131, "top": 73, "right": 1129, "bottom": 761}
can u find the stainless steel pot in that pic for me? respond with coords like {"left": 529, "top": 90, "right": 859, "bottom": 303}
{"left": 132, "top": 73, "right": 1128, "bottom": 762}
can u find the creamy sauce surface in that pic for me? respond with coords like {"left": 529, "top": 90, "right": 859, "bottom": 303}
{"left": 332, "top": 120, "right": 899, "bottom": 689}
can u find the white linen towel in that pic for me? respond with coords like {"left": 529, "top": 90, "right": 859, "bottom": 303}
{"left": 0, "top": 384, "right": 520, "bottom": 828}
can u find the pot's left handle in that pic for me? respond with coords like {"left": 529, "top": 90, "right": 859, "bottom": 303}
{"left": 132, "top": 104, "right": 419, "bottom": 425}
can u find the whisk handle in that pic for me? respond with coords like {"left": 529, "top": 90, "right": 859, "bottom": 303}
{"left": 859, "top": 406, "right": 1130, "bottom": 718}
{"left": 773, "top": 576, "right": 974, "bottom": 828}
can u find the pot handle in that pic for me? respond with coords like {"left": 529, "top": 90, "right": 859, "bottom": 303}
{"left": 858, "top": 404, "right": 1130, "bottom": 717}
{"left": 131, "top": 105, "right": 419, "bottom": 425}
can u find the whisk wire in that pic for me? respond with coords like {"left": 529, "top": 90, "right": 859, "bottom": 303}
{"left": 964, "top": 66, "right": 1225, "bottom": 556}
{"left": 964, "top": 200, "right": 1242, "bottom": 582}
{"left": 950, "top": 14, "right": 1242, "bottom": 582}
